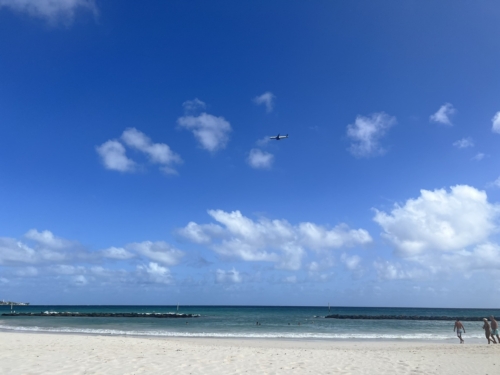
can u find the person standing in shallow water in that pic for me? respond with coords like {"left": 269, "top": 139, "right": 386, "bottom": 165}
{"left": 490, "top": 316, "right": 500, "bottom": 343}
{"left": 454, "top": 319, "right": 465, "bottom": 344}
{"left": 482, "top": 318, "right": 497, "bottom": 344}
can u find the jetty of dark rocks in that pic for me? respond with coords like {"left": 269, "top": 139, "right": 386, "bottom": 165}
{"left": 324, "top": 314, "right": 493, "bottom": 321}
{"left": 1, "top": 312, "right": 200, "bottom": 318}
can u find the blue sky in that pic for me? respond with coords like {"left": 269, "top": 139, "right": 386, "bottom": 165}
{"left": 1, "top": 0, "right": 500, "bottom": 307}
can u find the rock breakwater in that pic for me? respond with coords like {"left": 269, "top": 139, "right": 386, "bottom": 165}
{"left": 1, "top": 312, "right": 200, "bottom": 318}
{"left": 324, "top": 314, "right": 493, "bottom": 321}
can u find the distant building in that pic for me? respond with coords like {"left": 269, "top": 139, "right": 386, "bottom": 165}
{"left": 0, "top": 299, "right": 29, "bottom": 306}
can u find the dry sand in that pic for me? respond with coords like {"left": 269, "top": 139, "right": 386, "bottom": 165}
{"left": 0, "top": 331, "right": 499, "bottom": 374}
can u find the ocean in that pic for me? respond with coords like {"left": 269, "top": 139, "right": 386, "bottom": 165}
{"left": 1, "top": 305, "right": 499, "bottom": 343}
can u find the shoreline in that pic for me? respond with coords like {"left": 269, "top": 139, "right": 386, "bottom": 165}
{"left": 1, "top": 331, "right": 499, "bottom": 375}
{"left": 0, "top": 326, "right": 486, "bottom": 345}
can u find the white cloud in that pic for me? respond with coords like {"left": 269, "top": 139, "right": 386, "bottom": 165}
{"left": 73, "top": 274, "right": 88, "bottom": 286}
{"left": 247, "top": 148, "right": 274, "bottom": 169}
{"left": 0, "top": 230, "right": 192, "bottom": 288}
{"left": 340, "top": 253, "right": 362, "bottom": 271}
{"left": 466, "top": 242, "right": 500, "bottom": 270}
{"left": 307, "top": 256, "right": 335, "bottom": 275}
{"left": 0, "top": 237, "right": 38, "bottom": 265}
{"left": 307, "top": 261, "right": 320, "bottom": 272}
{"left": 176, "top": 222, "right": 224, "bottom": 245}
{"left": 430, "top": 103, "right": 456, "bottom": 126}
{"left": 24, "top": 229, "right": 83, "bottom": 263}
{"left": 299, "top": 223, "right": 372, "bottom": 251}
{"left": 25, "top": 229, "right": 72, "bottom": 249}
{"left": 215, "top": 268, "right": 242, "bottom": 283}
{"left": 346, "top": 112, "right": 396, "bottom": 157}
{"left": 432, "top": 246, "right": 476, "bottom": 273}
{"left": 15, "top": 266, "right": 38, "bottom": 277}
{"left": 126, "top": 241, "right": 184, "bottom": 266}
{"left": 492, "top": 112, "right": 500, "bottom": 134}
{"left": 51, "top": 264, "right": 81, "bottom": 275}
{"left": 121, "top": 128, "right": 182, "bottom": 174}
{"left": 373, "top": 261, "right": 423, "bottom": 280}
{"left": 453, "top": 137, "right": 474, "bottom": 149}
{"left": 178, "top": 210, "right": 371, "bottom": 270}
{"left": 374, "top": 185, "right": 500, "bottom": 257}
{"left": 90, "top": 266, "right": 109, "bottom": 277}
{"left": 137, "top": 262, "right": 172, "bottom": 284}
{"left": 253, "top": 92, "right": 275, "bottom": 113}
{"left": 0, "top": 277, "right": 8, "bottom": 284}
{"left": 101, "top": 247, "right": 135, "bottom": 260}
{"left": 472, "top": 153, "right": 485, "bottom": 161}
{"left": 88, "top": 266, "right": 129, "bottom": 285}
{"left": 178, "top": 113, "right": 232, "bottom": 153}
{"left": 392, "top": 241, "right": 500, "bottom": 277}
{"left": 256, "top": 136, "right": 271, "bottom": 147}
{"left": 97, "top": 129, "right": 181, "bottom": 174}
{"left": 0, "top": 230, "right": 90, "bottom": 266}
{"left": 284, "top": 275, "right": 297, "bottom": 283}
{"left": 96, "top": 140, "right": 136, "bottom": 172}
{"left": 0, "top": 0, "right": 97, "bottom": 23}
{"left": 2, "top": 229, "right": 185, "bottom": 282}
{"left": 182, "top": 98, "right": 206, "bottom": 114}
{"left": 489, "top": 177, "right": 500, "bottom": 189}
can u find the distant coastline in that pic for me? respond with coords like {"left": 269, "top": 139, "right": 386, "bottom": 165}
{"left": 0, "top": 300, "right": 29, "bottom": 306}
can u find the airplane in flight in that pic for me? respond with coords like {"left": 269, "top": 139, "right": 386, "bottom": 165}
{"left": 269, "top": 133, "right": 289, "bottom": 140}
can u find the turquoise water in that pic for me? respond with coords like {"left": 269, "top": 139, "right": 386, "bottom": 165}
{"left": 1, "top": 305, "right": 498, "bottom": 342}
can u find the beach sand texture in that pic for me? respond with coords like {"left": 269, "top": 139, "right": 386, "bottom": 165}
{"left": 1, "top": 332, "right": 499, "bottom": 374}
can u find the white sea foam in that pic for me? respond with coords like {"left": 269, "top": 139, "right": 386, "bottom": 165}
{"left": 0, "top": 323, "right": 484, "bottom": 340}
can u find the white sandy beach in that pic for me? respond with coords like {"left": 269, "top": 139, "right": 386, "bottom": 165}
{"left": 0, "top": 331, "right": 499, "bottom": 374}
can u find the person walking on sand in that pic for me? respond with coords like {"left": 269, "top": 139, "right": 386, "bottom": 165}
{"left": 482, "top": 318, "right": 497, "bottom": 344}
{"left": 454, "top": 319, "right": 465, "bottom": 344}
{"left": 490, "top": 316, "right": 500, "bottom": 343}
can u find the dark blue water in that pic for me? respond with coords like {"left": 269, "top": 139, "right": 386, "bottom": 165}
{"left": 1, "top": 305, "right": 498, "bottom": 342}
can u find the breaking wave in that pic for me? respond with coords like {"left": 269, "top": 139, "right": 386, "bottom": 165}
{"left": 0, "top": 323, "right": 483, "bottom": 340}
